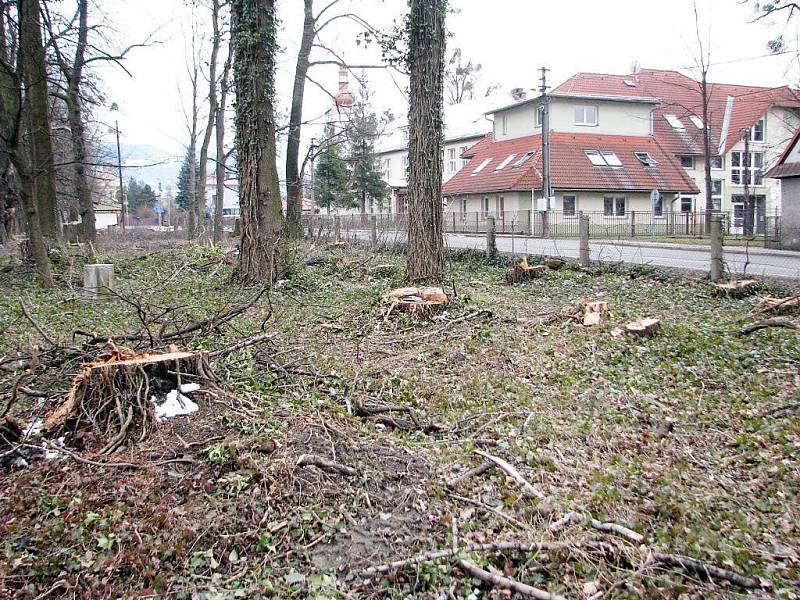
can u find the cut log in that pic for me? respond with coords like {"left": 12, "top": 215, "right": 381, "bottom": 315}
{"left": 713, "top": 279, "right": 758, "bottom": 297}
{"left": 625, "top": 318, "right": 661, "bottom": 337}
{"left": 545, "top": 257, "right": 564, "bottom": 270}
{"left": 757, "top": 295, "right": 800, "bottom": 315}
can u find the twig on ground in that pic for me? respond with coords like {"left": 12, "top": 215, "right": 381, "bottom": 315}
{"left": 296, "top": 453, "right": 358, "bottom": 477}
{"left": 456, "top": 558, "right": 566, "bottom": 600}
{"left": 652, "top": 551, "right": 761, "bottom": 589}
{"left": 20, "top": 302, "right": 58, "bottom": 347}
{"left": 590, "top": 518, "right": 644, "bottom": 543}
{"left": 736, "top": 319, "right": 798, "bottom": 336}
{"left": 445, "top": 461, "right": 495, "bottom": 488}
{"left": 474, "top": 449, "right": 546, "bottom": 500}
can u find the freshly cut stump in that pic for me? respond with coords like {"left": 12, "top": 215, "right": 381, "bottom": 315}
{"left": 385, "top": 286, "right": 448, "bottom": 318}
{"left": 506, "top": 257, "right": 546, "bottom": 284}
{"left": 713, "top": 280, "right": 758, "bottom": 298}
{"left": 626, "top": 318, "right": 661, "bottom": 337}
{"left": 44, "top": 343, "right": 212, "bottom": 454}
{"left": 582, "top": 301, "right": 610, "bottom": 327}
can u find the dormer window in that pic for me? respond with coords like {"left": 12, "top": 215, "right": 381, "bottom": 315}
{"left": 513, "top": 151, "right": 536, "bottom": 168}
{"left": 634, "top": 151, "right": 657, "bottom": 166}
{"left": 471, "top": 158, "right": 492, "bottom": 175}
{"left": 689, "top": 116, "right": 704, "bottom": 129}
{"left": 574, "top": 105, "right": 598, "bottom": 126}
{"left": 750, "top": 117, "right": 765, "bottom": 142}
{"left": 501, "top": 115, "right": 508, "bottom": 135}
{"left": 585, "top": 150, "right": 622, "bottom": 167}
{"left": 494, "top": 154, "right": 517, "bottom": 171}
{"left": 624, "top": 80, "right": 637, "bottom": 87}
{"left": 664, "top": 115, "right": 685, "bottom": 131}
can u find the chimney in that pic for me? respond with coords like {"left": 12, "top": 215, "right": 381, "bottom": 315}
{"left": 511, "top": 87, "right": 527, "bottom": 102}
{"left": 335, "top": 64, "right": 354, "bottom": 110}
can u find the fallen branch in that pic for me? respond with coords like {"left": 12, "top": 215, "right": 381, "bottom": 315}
{"left": 20, "top": 302, "right": 57, "bottom": 348}
{"left": 652, "top": 552, "right": 761, "bottom": 589}
{"left": 474, "top": 450, "right": 546, "bottom": 500}
{"left": 590, "top": 518, "right": 644, "bottom": 543}
{"left": 208, "top": 333, "right": 272, "bottom": 358}
{"left": 446, "top": 461, "right": 495, "bottom": 488}
{"left": 736, "top": 319, "right": 798, "bottom": 336}
{"left": 456, "top": 558, "right": 566, "bottom": 600}
{"left": 360, "top": 540, "right": 573, "bottom": 578}
{"left": 296, "top": 453, "right": 358, "bottom": 477}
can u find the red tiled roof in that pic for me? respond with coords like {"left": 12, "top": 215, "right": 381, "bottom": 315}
{"left": 554, "top": 69, "right": 800, "bottom": 156}
{"left": 443, "top": 132, "right": 699, "bottom": 196}
{"left": 765, "top": 127, "right": 800, "bottom": 178}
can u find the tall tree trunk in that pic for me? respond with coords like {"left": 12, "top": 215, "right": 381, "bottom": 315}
{"left": 214, "top": 53, "right": 231, "bottom": 244}
{"left": 285, "top": 0, "right": 315, "bottom": 237}
{"left": 405, "top": 0, "right": 446, "bottom": 283}
{"left": 66, "top": 0, "right": 95, "bottom": 243}
{"left": 231, "top": 0, "right": 285, "bottom": 281}
{"left": 19, "top": 0, "right": 59, "bottom": 240}
{"left": 197, "top": 0, "right": 222, "bottom": 240}
{"left": 701, "top": 74, "right": 713, "bottom": 233}
{"left": 15, "top": 146, "right": 52, "bottom": 286}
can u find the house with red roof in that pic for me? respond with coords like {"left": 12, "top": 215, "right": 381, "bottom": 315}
{"left": 443, "top": 86, "right": 700, "bottom": 226}
{"left": 552, "top": 69, "right": 800, "bottom": 231}
{"left": 765, "top": 127, "right": 800, "bottom": 249}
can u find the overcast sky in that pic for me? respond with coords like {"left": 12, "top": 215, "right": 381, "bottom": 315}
{"left": 90, "top": 0, "right": 800, "bottom": 185}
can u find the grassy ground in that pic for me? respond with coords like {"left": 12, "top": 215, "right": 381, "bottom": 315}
{"left": 0, "top": 241, "right": 798, "bottom": 599}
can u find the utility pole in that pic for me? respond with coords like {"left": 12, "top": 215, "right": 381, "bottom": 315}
{"left": 115, "top": 120, "right": 126, "bottom": 230}
{"left": 539, "top": 66, "right": 551, "bottom": 210}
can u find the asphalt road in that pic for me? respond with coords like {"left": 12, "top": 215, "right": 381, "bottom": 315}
{"left": 361, "top": 230, "right": 800, "bottom": 279}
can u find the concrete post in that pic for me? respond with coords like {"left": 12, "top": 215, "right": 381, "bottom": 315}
{"left": 579, "top": 213, "right": 590, "bottom": 269}
{"left": 710, "top": 213, "right": 724, "bottom": 282}
{"left": 370, "top": 214, "right": 377, "bottom": 246}
{"left": 334, "top": 215, "right": 341, "bottom": 241}
{"left": 486, "top": 216, "right": 497, "bottom": 260}
{"left": 84, "top": 264, "right": 114, "bottom": 298}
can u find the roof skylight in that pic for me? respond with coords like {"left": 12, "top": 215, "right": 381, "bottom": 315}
{"left": 513, "top": 151, "right": 536, "bottom": 168}
{"left": 495, "top": 154, "right": 517, "bottom": 171}
{"left": 634, "top": 151, "right": 657, "bottom": 166}
{"left": 664, "top": 114, "right": 685, "bottom": 131}
{"left": 624, "top": 79, "right": 637, "bottom": 87}
{"left": 585, "top": 150, "right": 607, "bottom": 166}
{"left": 689, "top": 115, "right": 704, "bottom": 129}
{"left": 586, "top": 150, "right": 623, "bottom": 167}
{"left": 600, "top": 151, "right": 622, "bottom": 167}
{"left": 471, "top": 158, "right": 492, "bottom": 175}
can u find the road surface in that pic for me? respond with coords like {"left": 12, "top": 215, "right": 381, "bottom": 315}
{"left": 358, "top": 230, "right": 800, "bottom": 279}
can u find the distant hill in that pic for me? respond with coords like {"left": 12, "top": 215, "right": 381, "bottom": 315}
{"left": 114, "top": 143, "right": 183, "bottom": 190}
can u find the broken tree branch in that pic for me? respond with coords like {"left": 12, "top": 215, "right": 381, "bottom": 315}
{"left": 456, "top": 558, "right": 566, "bottom": 600}
{"left": 736, "top": 319, "right": 798, "bottom": 336}
{"left": 474, "top": 450, "right": 546, "bottom": 500}
{"left": 296, "top": 453, "right": 358, "bottom": 477}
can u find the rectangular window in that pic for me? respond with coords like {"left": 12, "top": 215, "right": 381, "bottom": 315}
{"left": 653, "top": 194, "right": 663, "bottom": 216}
{"left": 586, "top": 150, "right": 621, "bottom": 167}
{"left": 751, "top": 117, "right": 765, "bottom": 142}
{"left": 600, "top": 151, "right": 622, "bottom": 167}
{"left": 585, "top": 150, "right": 607, "bottom": 166}
{"left": 535, "top": 106, "right": 542, "bottom": 127}
{"left": 710, "top": 155, "right": 724, "bottom": 169}
{"left": 563, "top": 195, "right": 576, "bottom": 217}
{"left": 460, "top": 198, "right": 467, "bottom": 214}
{"left": 680, "top": 196, "right": 692, "bottom": 212}
{"left": 711, "top": 179, "right": 723, "bottom": 211}
{"left": 513, "top": 151, "right": 536, "bottom": 168}
{"left": 481, "top": 197, "right": 489, "bottom": 216}
{"left": 574, "top": 105, "right": 598, "bottom": 126}
{"left": 604, "top": 196, "right": 625, "bottom": 216}
{"left": 496, "top": 196, "right": 505, "bottom": 213}
{"left": 731, "top": 151, "right": 764, "bottom": 186}
{"left": 635, "top": 151, "right": 657, "bottom": 166}
{"left": 680, "top": 155, "right": 695, "bottom": 169}
{"left": 501, "top": 115, "right": 508, "bottom": 135}
{"left": 402, "top": 154, "right": 409, "bottom": 175}
{"left": 383, "top": 158, "right": 392, "bottom": 180}
{"left": 447, "top": 148, "right": 457, "bottom": 174}
{"left": 665, "top": 114, "right": 685, "bottom": 130}
{"left": 689, "top": 115, "right": 704, "bottom": 129}
{"left": 460, "top": 146, "right": 469, "bottom": 168}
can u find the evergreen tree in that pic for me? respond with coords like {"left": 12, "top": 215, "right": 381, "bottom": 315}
{"left": 314, "top": 126, "right": 353, "bottom": 212}
{"left": 175, "top": 148, "right": 200, "bottom": 211}
{"left": 348, "top": 86, "right": 388, "bottom": 213}
{"left": 126, "top": 179, "right": 157, "bottom": 213}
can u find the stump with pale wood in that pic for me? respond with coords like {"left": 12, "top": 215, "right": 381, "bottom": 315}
{"left": 385, "top": 286, "right": 448, "bottom": 318}
{"left": 713, "top": 279, "right": 758, "bottom": 298}
{"left": 625, "top": 317, "right": 661, "bottom": 337}
{"left": 506, "top": 257, "right": 546, "bottom": 284}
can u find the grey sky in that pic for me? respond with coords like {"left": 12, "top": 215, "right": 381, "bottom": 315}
{"left": 92, "top": 0, "right": 799, "bottom": 183}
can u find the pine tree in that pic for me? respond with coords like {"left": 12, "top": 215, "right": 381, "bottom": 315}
{"left": 175, "top": 149, "right": 200, "bottom": 211}
{"left": 126, "top": 179, "right": 157, "bottom": 213}
{"left": 315, "top": 126, "right": 353, "bottom": 213}
{"left": 349, "top": 87, "right": 388, "bottom": 213}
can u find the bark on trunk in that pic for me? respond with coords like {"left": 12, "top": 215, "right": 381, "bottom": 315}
{"left": 285, "top": 0, "right": 315, "bottom": 238}
{"left": 214, "top": 53, "right": 231, "bottom": 244}
{"left": 231, "top": 0, "right": 285, "bottom": 281}
{"left": 66, "top": 0, "right": 95, "bottom": 243}
{"left": 701, "top": 75, "right": 713, "bottom": 233}
{"left": 15, "top": 145, "right": 52, "bottom": 286}
{"left": 197, "top": 0, "right": 222, "bottom": 241}
{"left": 405, "top": 0, "right": 446, "bottom": 283}
{"left": 19, "top": 0, "right": 59, "bottom": 240}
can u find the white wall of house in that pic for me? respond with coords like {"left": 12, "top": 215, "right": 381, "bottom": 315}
{"left": 492, "top": 98, "right": 655, "bottom": 141}
{"left": 96, "top": 212, "right": 118, "bottom": 229}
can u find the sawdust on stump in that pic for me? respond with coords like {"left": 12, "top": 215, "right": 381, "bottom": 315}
{"left": 385, "top": 286, "right": 448, "bottom": 318}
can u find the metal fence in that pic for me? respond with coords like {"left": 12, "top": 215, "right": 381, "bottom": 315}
{"left": 305, "top": 210, "right": 782, "bottom": 244}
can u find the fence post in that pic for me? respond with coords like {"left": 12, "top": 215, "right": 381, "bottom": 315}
{"left": 334, "top": 215, "right": 341, "bottom": 241}
{"left": 710, "top": 213, "right": 724, "bottom": 282}
{"left": 630, "top": 210, "right": 636, "bottom": 237}
{"left": 486, "top": 216, "right": 496, "bottom": 261}
{"left": 579, "top": 212, "right": 590, "bottom": 269}
{"left": 370, "top": 214, "right": 377, "bottom": 246}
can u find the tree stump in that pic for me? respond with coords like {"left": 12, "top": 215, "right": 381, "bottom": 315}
{"left": 385, "top": 286, "right": 448, "bottom": 318}
{"left": 713, "top": 280, "right": 758, "bottom": 298}
{"left": 545, "top": 257, "right": 564, "bottom": 270}
{"left": 506, "top": 257, "right": 546, "bottom": 283}
{"left": 625, "top": 318, "right": 661, "bottom": 337}
{"left": 83, "top": 264, "right": 114, "bottom": 298}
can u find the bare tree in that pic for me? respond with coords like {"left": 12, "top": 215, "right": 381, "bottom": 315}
{"left": 231, "top": 0, "right": 284, "bottom": 281}
{"left": 406, "top": 0, "right": 446, "bottom": 282}
{"left": 693, "top": 1, "right": 714, "bottom": 232}
{"left": 213, "top": 49, "right": 231, "bottom": 244}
